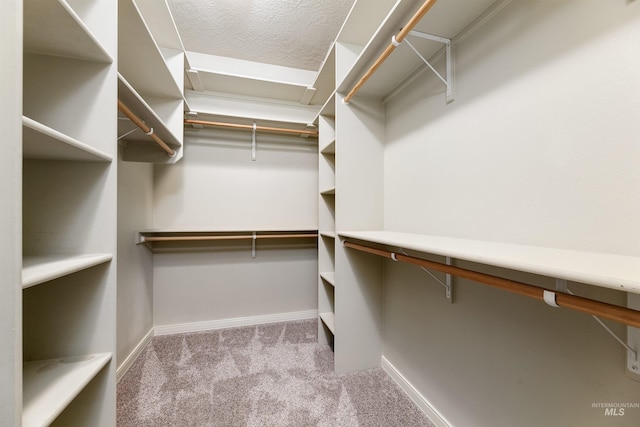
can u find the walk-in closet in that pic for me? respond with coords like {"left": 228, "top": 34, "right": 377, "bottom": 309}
{"left": 2, "top": 0, "right": 640, "bottom": 426}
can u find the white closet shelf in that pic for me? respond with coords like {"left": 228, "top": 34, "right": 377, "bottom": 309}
{"left": 320, "top": 272, "right": 336, "bottom": 287}
{"left": 320, "top": 231, "right": 337, "bottom": 239}
{"left": 339, "top": 231, "right": 640, "bottom": 294}
{"left": 318, "top": 92, "right": 336, "bottom": 119}
{"left": 186, "top": 91, "right": 320, "bottom": 129}
{"left": 22, "top": 352, "right": 112, "bottom": 427}
{"left": 22, "top": 117, "right": 113, "bottom": 162}
{"left": 337, "top": 0, "right": 497, "bottom": 99}
{"left": 23, "top": 0, "right": 113, "bottom": 63}
{"left": 118, "top": 0, "right": 182, "bottom": 99}
{"left": 136, "top": 228, "right": 319, "bottom": 247}
{"left": 319, "top": 312, "right": 335, "bottom": 334}
{"left": 22, "top": 254, "right": 113, "bottom": 289}
{"left": 118, "top": 74, "right": 182, "bottom": 148}
{"left": 320, "top": 140, "right": 336, "bottom": 155}
{"left": 309, "top": 44, "right": 336, "bottom": 107}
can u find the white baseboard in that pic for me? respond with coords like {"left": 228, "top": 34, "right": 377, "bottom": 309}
{"left": 154, "top": 309, "right": 319, "bottom": 336}
{"left": 381, "top": 356, "right": 452, "bottom": 427}
{"left": 117, "top": 328, "right": 154, "bottom": 383}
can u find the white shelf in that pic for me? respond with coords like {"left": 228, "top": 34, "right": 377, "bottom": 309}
{"left": 309, "top": 44, "right": 336, "bottom": 106}
{"left": 118, "top": 74, "right": 182, "bottom": 148}
{"left": 339, "top": 231, "right": 640, "bottom": 294}
{"left": 138, "top": 226, "right": 318, "bottom": 234}
{"left": 23, "top": 0, "right": 112, "bottom": 63}
{"left": 22, "top": 254, "right": 113, "bottom": 289}
{"left": 185, "top": 91, "right": 320, "bottom": 129}
{"left": 118, "top": 0, "right": 182, "bottom": 99}
{"left": 320, "top": 231, "right": 336, "bottom": 239}
{"left": 337, "top": 0, "right": 497, "bottom": 99}
{"left": 22, "top": 353, "right": 112, "bottom": 427}
{"left": 319, "top": 312, "right": 335, "bottom": 334}
{"left": 22, "top": 117, "right": 113, "bottom": 162}
{"left": 320, "top": 140, "right": 336, "bottom": 155}
{"left": 320, "top": 272, "right": 336, "bottom": 287}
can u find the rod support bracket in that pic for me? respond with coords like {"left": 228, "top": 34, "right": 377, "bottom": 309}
{"left": 406, "top": 30, "right": 454, "bottom": 103}
{"left": 251, "top": 232, "right": 257, "bottom": 258}
{"left": 627, "top": 294, "right": 640, "bottom": 378}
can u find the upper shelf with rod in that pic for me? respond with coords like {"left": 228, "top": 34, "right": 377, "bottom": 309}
{"left": 337, "top": 0, "right": 505, "bottom": 102}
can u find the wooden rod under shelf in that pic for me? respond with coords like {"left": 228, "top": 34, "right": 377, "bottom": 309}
{"left": 343, "top": 0, "right": 438, "bottom": 104}
{"left": 143, "top": 233, "right": 318, "bottom": 243}
{"left": 117, "top": 100, "right": 176, "bottom": 157}
{"left": 343, "top": 240, "right": 640, "bottom": 329}
{"left": 184, "top": 119, "right": 319, "bottom": 138}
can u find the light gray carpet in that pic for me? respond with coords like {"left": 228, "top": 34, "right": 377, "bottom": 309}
{"left": 117, "top": 319, "right": 434, "bottom": 426}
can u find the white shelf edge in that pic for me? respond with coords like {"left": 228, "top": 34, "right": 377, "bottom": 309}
{"left": 320, "top": 272, "right": 336, "bottom": 287}
{"left": 339, "top": 230, "right": 640, "bottom": 294}
{"left": 320, "top": 140, "right": 336, "bottom": 155}
{"left": 118, "top": 0, "right": 183, "bottom": 99}
{"left": 320, "top": 231, "right": 336, "bottom": 239}
{"left": 118, "top": 73, "right": 182, "bottom": 148}
{"left": 22, "top": 254, "right": 113, "bottom": 289}
{"left": 319, "top": 312, "right": 335, "bottom": 334}
{"left": 22, "top": 116, "right": 113, "bottom": 162}
{"left": 138, "top": 226, "right": 319, "bottom": 234}
{"left": 24, "top": 0, "right": 113, "bottom": 64}
{"left": 22, "top": 353, "right": 112, "bottom": 427}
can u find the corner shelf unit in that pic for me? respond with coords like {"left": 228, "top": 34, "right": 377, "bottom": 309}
{"left": 22, "top": 0, "right": 118, "bottom": 424}
{"left": 118, "top": 0, "right": 185, "bottom": 163}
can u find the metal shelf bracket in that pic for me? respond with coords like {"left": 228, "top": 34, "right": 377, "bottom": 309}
{"left": 555, "top": 279, "right": 639, "bottom": 377}
{"left": 401, "top": 30, "right": 454, "bottom": 103}
{"left": 399, "top": 249, "right": 453, "bottom": 303}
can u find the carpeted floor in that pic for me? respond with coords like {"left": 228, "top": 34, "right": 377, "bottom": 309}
{"left": 117, "top": 319, "right": 434, "bottom": 426}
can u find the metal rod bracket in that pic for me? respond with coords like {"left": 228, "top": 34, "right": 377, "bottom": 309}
{"left": 406, "top": 30, "right": 454, "bottom": 103}
{"left": 251, "top": 122, "right": 257, "bottom": 161}
{"left": 251, "top": 232, "right": 257, "bottom": 258}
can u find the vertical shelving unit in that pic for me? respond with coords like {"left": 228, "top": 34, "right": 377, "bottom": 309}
{"left": 1, "top": 0, "right": 22, "bottom": 424}
{"left": 329, "top": 0, "right": 397, "bottom": 374}
{"left": 118, "top": 0, "right": 185, "bottom": 163}
{"left": 22, "top": 0, "right": 117, "bottom": 425}
{"left": 318, "top": 112, "right": 337, "bottom": 345}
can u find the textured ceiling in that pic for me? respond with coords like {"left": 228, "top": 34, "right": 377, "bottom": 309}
{"left": 167, "top": 0, "right": 355, "bottom": 71}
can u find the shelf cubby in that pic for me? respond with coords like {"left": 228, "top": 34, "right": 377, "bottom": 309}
{"left": 23, "top": 353, "right": 112, "bottom": 427}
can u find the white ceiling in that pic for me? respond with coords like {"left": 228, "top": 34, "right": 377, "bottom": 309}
{"left": 167, "top": 0, "right": 355, "bottom": 72}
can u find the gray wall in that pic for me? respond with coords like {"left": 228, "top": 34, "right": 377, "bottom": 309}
{"left": 382, "top": 1, "right": 640, "bottom": 425}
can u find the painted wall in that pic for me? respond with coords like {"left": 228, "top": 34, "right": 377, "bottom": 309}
{"left": 0, "top": 0, "right": 22, "bottom": 422}
{"left": 116, "top": 155, "right": 154, "bottom": 369}
{"left": 383, "top": 1, "right": 640, "bottom": 426}
{"left": 152, "top": 127, "right": 318, "bottom": 329}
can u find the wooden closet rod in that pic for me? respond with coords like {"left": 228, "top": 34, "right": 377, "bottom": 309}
{"left": 344, "top": 0, "right": 438, "bottom": 104}
{"left": 343, "top": 240, "right": 640, "bottom": 329}
{"left": 184, "top": 119, "right": 319, "bottom": 138}
{"left": 144, "top": 233, "right": 318, "bottom": 243}
{"left": 118, "top": 100, "right": 176, "bottom": 157}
